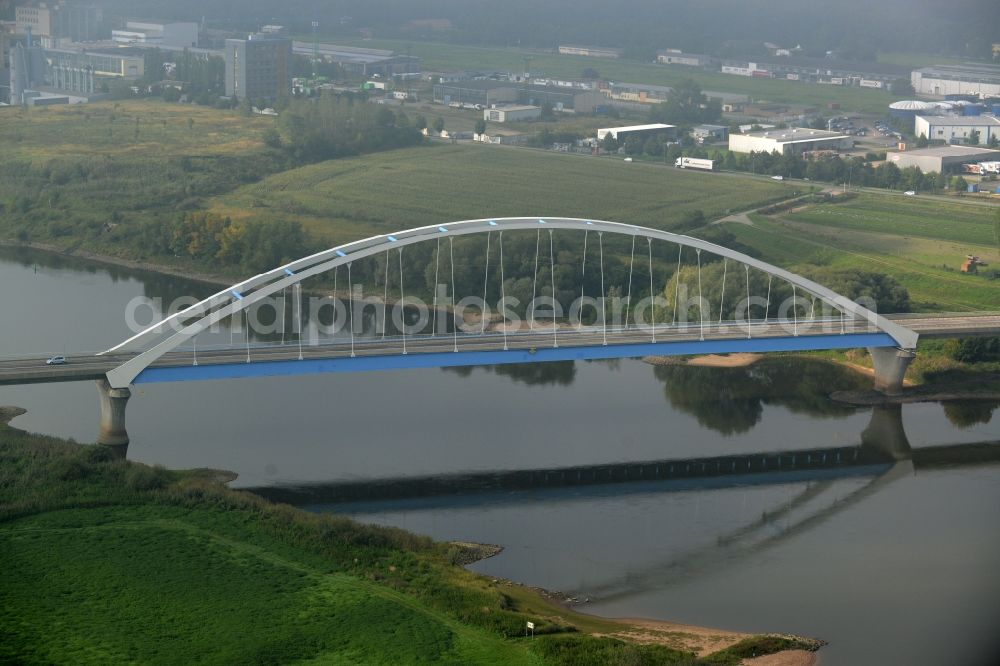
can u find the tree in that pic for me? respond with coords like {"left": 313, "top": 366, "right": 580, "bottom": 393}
{"left": 889, "top": 78, "right": 915, "bottom": 96}
{"left": 967, "top": 129, "right": 981, "bottom": 145}
{"left": 262, "top": 127, "right": 282, "bottom": 149}
{"left": 600, "top": 133, "right": 619, "bottom": 153}
{"left": 540, "top": 101, "right": 555, "bottom": 120}
{"left": 162, "top": 87, "right": 182, "bottom": 103}
{"left": 474, "top": 119, "right": 487, "bottom": 134}
{"left": 915, "top": 133, "right": 929, "bottom": 148}
{"left": 414, "top": 114, "right": 428, "bottom": 131}
{"left": 581, "top": 67, "right": 600, "bottom": 80}
{"left": 990, "top": 134, "right": 1000, "bottom": 149}
{"left": 952, "top": 175, "right": 969, "bottom": 192}
{"left": 649, "top": 78, "right": 720, "bottom": 125}
{"left": 433, "top": 116, "right": 445, "bottom": 134}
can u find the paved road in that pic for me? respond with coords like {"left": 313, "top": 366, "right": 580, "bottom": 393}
{"left": 1, "top": 313, "right": 997, "bottom": 387}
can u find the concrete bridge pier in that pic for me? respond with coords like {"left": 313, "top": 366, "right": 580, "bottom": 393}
{"left": 868, "top": 347, "right": 916, "bottom": 395}
{"left": 96, "top": 378, "right": 130, "bottom": 458}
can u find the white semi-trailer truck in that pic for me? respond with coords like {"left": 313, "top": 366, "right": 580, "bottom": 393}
{"left": 674, "top": 157, "right": 714, "bottom": 171}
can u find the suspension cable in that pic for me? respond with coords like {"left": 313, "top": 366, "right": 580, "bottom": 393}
{"left": 792, "top": 283, "right": 798, "bottom": 336}
{"left": 481, "top": 231, "right": 491, "bottom": 335}
{"left": 296, "top": 282, "right": 303, "bottom": 360}
{"left": 549, "top": 229, "right": 557, "bottom": 348}
{"left": 718, "top": 258, "right": 728, "bottom": 325}
{"left": 347, "top": 263, "right": 355, "bottom": 357}
{"left": 281, "top": 286, "right": 286, "bottom": 346}
{"left": 696, "top": 248, "right": 704, "bottom": 341}
{"left": 745, "top": 265, "right": 751, "bottom": 339}
{"left": 528, "top": 228, "right": 541, "bottom": 330}
{"left": 764, "top": 275, "right": 773, "bottom": 324}
{"left": 398, "top": 247, "right": 406, "bottom": 354}
{"left": 499, "top": 230, "right": 508, "bottom": 350}
{"left": 579, "top": 229, "right": 588, "bottom": 331}
{"left": 449, "top": 236, "right": 457, "bottom": 352}
{"left": 433, "top": 237, "right": 440, "bottom": 337}
{"left": 624, "top": 233, "right": 636, "bottom": 330}
{"left": 244, "top": 310, "right": 251, "bottom": 363}
{"left": 672, "top": 244, "right": 682, "bottom": 327}
{"left": 382, "top": 250, "right": 389, "bottom": 339}
{"left": 599, "top": 231, "right": 607, "bottom": 346}
{"left": 647, "top": 237, "right": 655, "bottom": 342}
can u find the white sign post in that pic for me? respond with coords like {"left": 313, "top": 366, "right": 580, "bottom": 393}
{"left": 526, "top": 621, "right": 534, "bottom": 637}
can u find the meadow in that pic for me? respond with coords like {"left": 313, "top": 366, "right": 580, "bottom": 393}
{"left": 0, "top": 421, "right": 812, "bottom": 665}
{"left": 722, "top": 193, "right": 1000, "bottom": 311}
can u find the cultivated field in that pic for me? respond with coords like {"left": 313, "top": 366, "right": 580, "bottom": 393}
{"left": 0, "top": 101, "right": 274, "bottom": 162}
{"left": 207, "top": 142, "right": 792, "bottom": 243}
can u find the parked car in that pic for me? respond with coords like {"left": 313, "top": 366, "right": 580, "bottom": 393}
{"left": 771, "top": 175, "right": 784, "bottom": 181}
{"left": 904, "top": 190, "right": 916, "bottom": 196}
{"left": 46, "top": 355, "right": 67, "bottom": 365}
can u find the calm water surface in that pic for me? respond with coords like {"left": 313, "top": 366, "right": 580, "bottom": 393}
{"left": 1, "top": 247, "right": 998, "bottom": 665}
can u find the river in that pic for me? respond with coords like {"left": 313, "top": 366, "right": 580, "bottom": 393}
{"left": 1, "top": 246, "right": 998, "bottom": 665}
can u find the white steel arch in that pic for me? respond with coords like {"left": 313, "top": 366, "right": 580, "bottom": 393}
{"left": 101, "top": 217, "right": 918, "bottom": 388}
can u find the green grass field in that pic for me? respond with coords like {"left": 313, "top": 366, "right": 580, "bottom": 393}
{"left": 329, "top": 38, "right": 897, "bottom": 114}
{"left": 207, "top": 142, "right": 792, "bottom": 244}
{"left": 0, "top": 422, "right": 815, "bottom": 665}
{"left": 722, "top": 192, "right": 1000, "bottom": 311}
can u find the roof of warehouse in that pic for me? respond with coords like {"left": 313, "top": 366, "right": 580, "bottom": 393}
{"left": 916, "top": 115, "right": 1000, "bottom": 126}
{"left": 740, "top": 127, "right": 850, "bottom": 142}
{"left": 890, "top": 146, "right": 1000, "bottom": 157}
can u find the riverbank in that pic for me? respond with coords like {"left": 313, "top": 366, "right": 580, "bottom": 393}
{"left": 645, "top": 350, "right": 1000, "bottom": 406}
{"left": 0, "top": 412, "right": 823, "bottom": 665}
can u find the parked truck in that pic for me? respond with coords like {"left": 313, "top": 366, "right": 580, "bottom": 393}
{"left": 675, "top": 157, "right": 714, "bottom": 171}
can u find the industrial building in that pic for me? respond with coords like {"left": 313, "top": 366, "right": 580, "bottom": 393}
{"left": 656, "top": 49, "right": 714, "bottom": 67}
{"left": 601, "top": 80, "right": 671, "bottom": 105}
{"left": 291, "top": 42, "right": 420, "bottom": 77}
{"left": 911, "top": 64, "right": 1000, "bottom": 98}
{"left": 484, "top": 105, "right": 540, "bottom": 123}
{"left": 112, "top": 20, "right": 198, "bottom": 48}
{"left": 597, "top": 124, "right": 676, "bottom": 142}
{"left": 433, "top": 80, "right": 517, "bottom": 107}
{"left": 720, "top": 56, "right": 906, "bottom": 86}
{"left": 886, "top": 145, "right": 1000, "bottom": 173}
{"left": 434, "top": 80, "right": 604, "bottom": 113}
{"left": 8, "top": 41, "right": 143, "bottom": 103}
{"left": 224, "top": 34, "right": 291, "bottom": 101}
{"left": 728, "top": 127, "right": 853, "bottom": 155}
{"left": 15, "top": 1, "right": 104, "bottom": 46}
{"left": 693, "top": 124, "right": 728, "bottom": 143}
{"left": 558, "top": 44, "right": 622, "bottom": 59}
{"left": 914, "top": 114, "right": 1000, "bottom": 145}
{"left": 521, "top": 83, "right": 604, "bottom": 113}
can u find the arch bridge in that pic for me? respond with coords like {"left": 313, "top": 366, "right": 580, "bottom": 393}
{"left": 32, "top": 218, "right": 932, "bottom": 447}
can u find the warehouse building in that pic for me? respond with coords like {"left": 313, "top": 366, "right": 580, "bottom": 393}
{"left": 886, "top": 145, "right": 1000, "bottom": 173}
{"left": 433, "top": 80, "right": 517, "bottom": 107}
{"left": 693, "top": 124, "right": 728, "bottom": 143}
{"left": 8, "top": 41, "right": 142, "bottom": 103}
{"left": 224, "top": 34, "right": 291, "bottom": 101}
{"left": 911, "top": 64, "right": 1000, "bottom": 98}
{"left": 112, "top": 20, "right": 198, "bottom": 48}
{"left": 656, "top": 49, "right": 714, "bottom": 67}
{"left": 15, "top": 1, "right": 104, "bottom": 45}
{"left": 914, "top": 114, "right": 1000, "bottom": 145}
{"left": 520, "top": 83, "right": 605, "bottom": 113}
{"left": 728, "top": 127, "right": 852, "bottom": 155}
{"left": 601, "top": 80, "right": 672, "bottom": 105}
{"left": 597, "top": 123, "right": 676, "bottom": 142}
{"left": 291, "top": 42, "right": 419, "bottom": 77}
{"left": 484, "top": 105, "right": 540, "bottom": 122}
{"left": 558, "top": 44, "right": 622, "bottom": 59}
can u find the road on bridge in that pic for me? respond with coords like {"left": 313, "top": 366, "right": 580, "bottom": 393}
{"left": 1, "top": 313, "right": 997, "bottom": 387}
